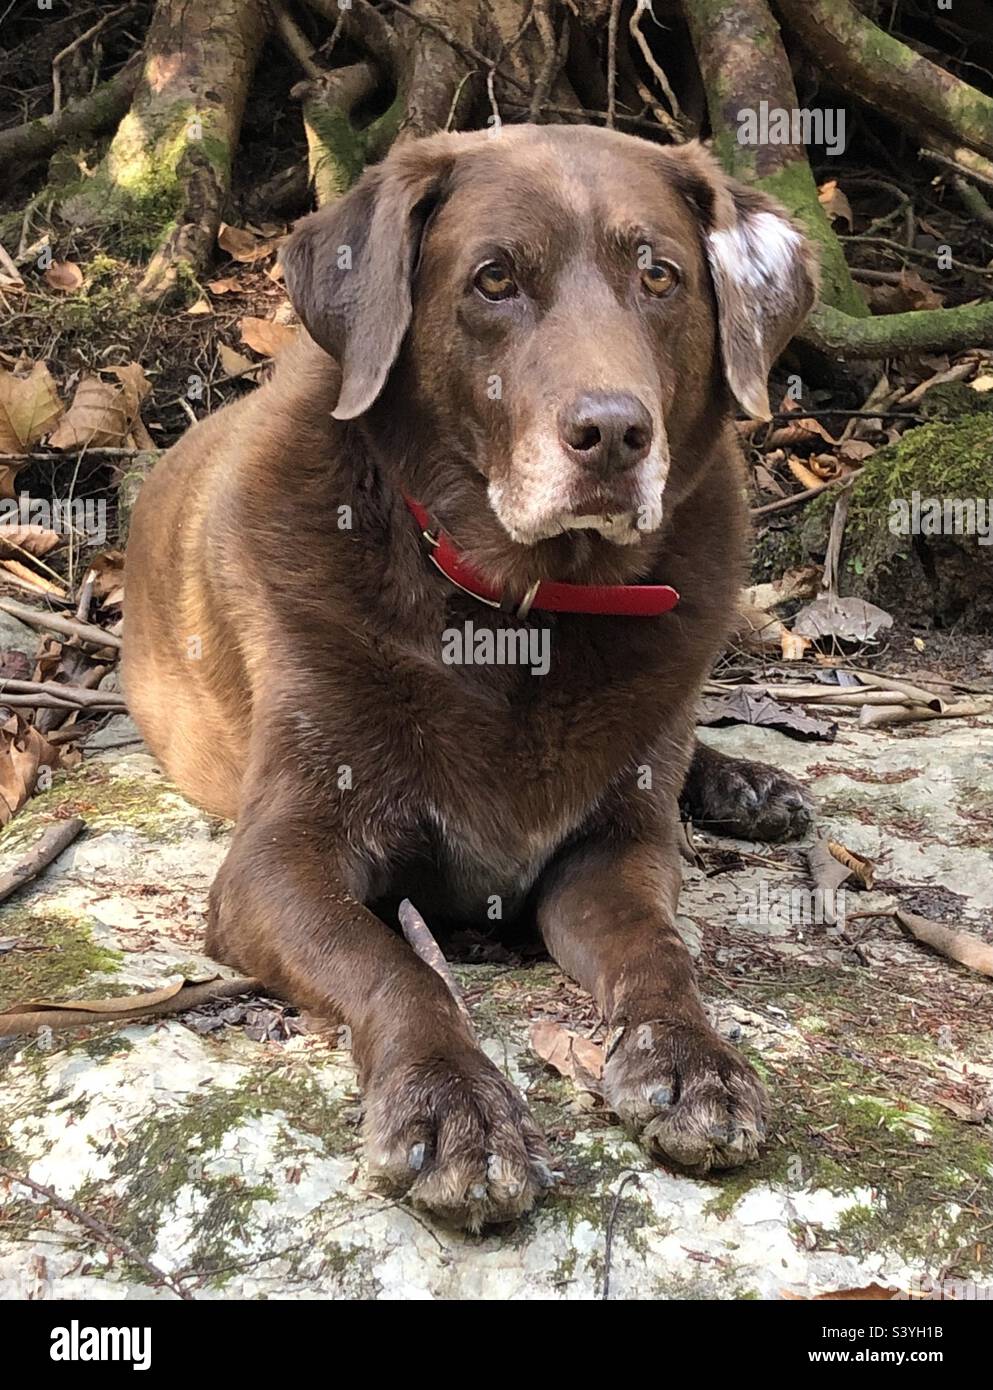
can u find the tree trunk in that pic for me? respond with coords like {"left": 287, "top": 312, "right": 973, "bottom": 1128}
{"left": 60, "top": 0, "right": 268, "bottom": 296}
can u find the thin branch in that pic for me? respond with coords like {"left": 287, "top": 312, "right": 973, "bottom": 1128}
{"left": 0, "top": 1166, "right": 193, "bottom": 1300}
{"left": 51, "top": 5, "right": 131, "bottom": 114}
{"left": 0, "top": 817, "right": 85, "bottom": 905}
{"left": 629, "top": 0, "right": 683, "bottom": 129}
{"left": 0, "top": 598, "right": 121, "bottom": 650}
{"left": 606, "top": 0, "right": 622, "bottom": 128}
{"left": 0, "top": 55, "right": 140, "bottom": 166}
{"left": 397, "top": 898, "right": 475, "bottom": 1035}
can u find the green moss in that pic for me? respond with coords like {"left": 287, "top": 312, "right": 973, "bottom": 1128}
{"left": 42, "top": 253, "right": 150, "bottom": 337}
{"left": 60, "top": 104, "right": 231, "bottom": 256}
{"left": 3, "top": 764, "right": 206, "bottom": 846}
{"left": 919, "top": 381, "right": 993, "bottom": 423}
{"left": 755, "top": 161, "right": 868, "bottom": 318}
{"left": 760, "top": 414, "right": 993, "bottom": 625}
{"left": 0, "top": 907, "right": 121, "bottom": 1010}
{"left": 83, "top": 1057, "right": 358, "bottom": 1283}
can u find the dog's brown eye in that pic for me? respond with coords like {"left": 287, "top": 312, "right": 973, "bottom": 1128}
{"left": 641, "top": 262, "right": 678, "bottom": 297}
{"left": 474, "top": 261, "right": 517, "bottom": 301}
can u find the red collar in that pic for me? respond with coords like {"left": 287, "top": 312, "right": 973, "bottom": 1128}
{"left": 404, "top": 495, "right": 679, "bottom": 619}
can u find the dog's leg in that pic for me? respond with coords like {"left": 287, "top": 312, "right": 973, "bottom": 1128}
{"left": 536, "top": 831, "right": 767, "bottom": 1172}
{"left": 680, "top": 739, "right": 813, "bottom": 841}
{"left": 208, "top": 811, "right": 552, "bottom": 1229}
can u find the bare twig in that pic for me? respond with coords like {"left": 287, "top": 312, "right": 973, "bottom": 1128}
{"left": 52, "top": 5, "right": 131, "bottom": 114}
{"left": 602, "top": 1171, "right": 641, "bottom": 1300}
{"left": 0, "top": 1166, "right": 194, "bottom": 1300}
{"left": 0, "top": 976, "right": 262, "bottom": 1038}
{"left": 398, "top": 898, "right": 474, "bottom": 1034}
{"left": 629, "top": 0, "right": 683, "bottom": 130}
{"left": 0, "top": 678, "right": 126, "bottom": 709}
{"left": 750, "top": 480, "right": 843, "bottom": 518}
{"left": 0, "top": 817, "right": 85, "bottom": 905}
{"left": 0, "top": 598, "right": 121, "bottom": 651}
{"left": 606, "top": 0, "right": 622, "bottom": 128}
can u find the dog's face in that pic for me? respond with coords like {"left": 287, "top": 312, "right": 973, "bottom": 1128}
{"left": 283, "top": 126, "right": 816, "bottom": 551}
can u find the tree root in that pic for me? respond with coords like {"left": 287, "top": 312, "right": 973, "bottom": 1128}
{"left": 0, "top": 55, "right": 140, "bottom": 169}
{"left": 294, "top": 63, "right": 383, "bottom": 206}
{"left": 775, "top": 0, "right": 993, "bottom": 165}
{"left": 801, "top": 301, "right": 993, "bottom": 358}
{"left": 59, "top": 0, "right": 268, "bottom": 299}
{"left": 680, "top": 0, "right": 867, "bottom": 318}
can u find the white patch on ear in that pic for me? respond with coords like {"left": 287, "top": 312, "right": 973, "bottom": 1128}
{"left": 708, "top": 212, "right": 803, "bottom": 292}
{"left": 706, "top": 211, "right": 807, "bottom": 421}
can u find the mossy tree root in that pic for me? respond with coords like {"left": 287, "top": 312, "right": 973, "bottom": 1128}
{"left": 801, "top": 301, "right": 993, "bottom": 358}
{"left": 61, "top": 0, "right": 268, "bottom": 299}
{"left": 296, "top": 64, "right": 384, "bottom": 207}
{"left": 679, "top": 0, "right": 868, "bottom": 318}
{"left": 0, "top": 56, "right": 140, "bottom": 170}
{"left": 774, "top": 0, "right": 993, "bottom": 165}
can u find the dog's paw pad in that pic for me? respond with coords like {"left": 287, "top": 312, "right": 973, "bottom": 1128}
{"left": 603, "top": 1021, "right": 768, "bottom": 1173}
{"left": 363, "top": 1052, "right": 553, "bottom": 1230}
{"left": 689, "top": 756, "right": 813, "bottom": 842}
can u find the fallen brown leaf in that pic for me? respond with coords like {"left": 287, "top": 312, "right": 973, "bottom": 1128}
{"left": 43, "top": 260, "right": 84, "bottom": 292}
{"left": 239, "top": 317, "right": 297, "bottom": 358}
{"left": 218, "top": 222, "right": 283, "bottom": 263}
{"left": 48, "top": 364, "right": 150, "bottom": 450}
{"left": 792, "top": 594, "right": 894, "bottom": 646}
{"left": 0, "top": 525, "right": 61, "bottom": 559}
{"left": 0, "top": 714, "right": 62, "bottom": 824}
{"left": 698, "top": 690, "right": 837, "bottom": 742}
{"left": 86, "top": 549, "right": 125, "bottom": 607}
{"left": 219, "top": 343, "right": 256, "bottom": 378}
{"left": 895, "top": 909, "right": 993, "bottom": 978}
{"left": 530, "top": 1019, "right": 603, "bottom": 1094}
{"left": 783, "top": 1283, "right": 900, "bottom": 1301}
{"left": 0, "top": 362, "right": 63, "bottom": 456}
{"left": 817, "top": 179, "right": 854, "bottom": 230}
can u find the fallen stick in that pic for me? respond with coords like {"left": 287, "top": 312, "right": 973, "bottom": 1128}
{"left": 0, "top": 678, "right": 126, "bottom": 709}
{"left": 858, "top": 700, "right": 986, "bottom": 729}
{"left": 0, "top": 695, "right": 124, "bottom": 711}
{"left": 0, "top": 598, "right": 121, "bottom": 650}
{"left": 704, "top": 681, "right": 936, "bottom": 709}
{"left": 0, "top": 975, "right": 261, "bottom": 1038}
{"left": 397, "top": 897, "right": 475, "bottom": 1034}
{"left": 840, "top": 668, "right": 946, "bottom": 711}
{"left": 0, "top": 817, "right": 85, "bottom": 906}
{"left": 895, "top": 910, "right": 993, "bottom": 979}
{"left": 0, "top": 1166, "right": 192, "bottom": 1301}
{"left": 750, "top": 481, "right": 840, "bottom": 518}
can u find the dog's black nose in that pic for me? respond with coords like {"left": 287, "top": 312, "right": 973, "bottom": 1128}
{"left": 558, "top": 391, "right": 653, "bottom": 476}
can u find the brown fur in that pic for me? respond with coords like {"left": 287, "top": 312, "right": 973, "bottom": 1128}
{"left": 123, "top": 126, "right": 816, "bottom": 1230}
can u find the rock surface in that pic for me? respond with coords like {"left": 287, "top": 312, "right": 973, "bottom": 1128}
{"left": 1, "top": 712, "right": 991, "bottom": 1300}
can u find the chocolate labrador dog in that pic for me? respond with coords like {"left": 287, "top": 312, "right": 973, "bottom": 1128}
{"left": 123, "top": 124, "right": 816, "bottom": 1230}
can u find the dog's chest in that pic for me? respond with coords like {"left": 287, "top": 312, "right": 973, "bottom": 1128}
{"left": 358, "top": 620, "right": 667, "bottom": 911}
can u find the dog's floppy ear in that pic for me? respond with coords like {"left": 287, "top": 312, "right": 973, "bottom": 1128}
{"left": 665, "top": 143, "right": 818, "bottom": 421}
{"left": 280, "top": 139, "right": 456, "bottom": 419}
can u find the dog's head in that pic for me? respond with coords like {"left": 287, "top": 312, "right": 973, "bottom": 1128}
{"left": 282, "top": 126, "right": 815, "bottom": 554}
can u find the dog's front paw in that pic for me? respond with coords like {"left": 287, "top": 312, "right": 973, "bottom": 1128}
{"left": 685, "top": 753, "right": 813, "bottom": 842}
{"left": 603, "top": 1019, "right": 767, "bottom": 1172}
{"left": 363, "top": 1050, "right": 554, "bottom": 1230}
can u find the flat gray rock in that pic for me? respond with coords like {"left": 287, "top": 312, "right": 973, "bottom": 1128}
{"left": 1, "top": 713, "right": 991, "bottom": 1300}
